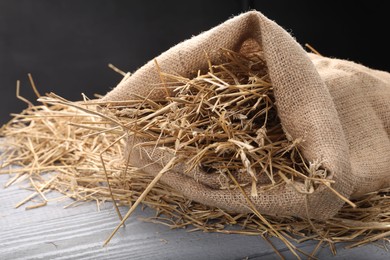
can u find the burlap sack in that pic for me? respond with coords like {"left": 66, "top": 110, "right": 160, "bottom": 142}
{"left": 102, "top": 11, "right": 390, "bottom": 220}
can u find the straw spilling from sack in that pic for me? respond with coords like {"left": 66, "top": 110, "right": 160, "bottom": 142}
{"left": 1, "top": 48, "right": 389, "bottom": 258}
{"left": 101, "top": 47, "right": 329, "bottom": 198}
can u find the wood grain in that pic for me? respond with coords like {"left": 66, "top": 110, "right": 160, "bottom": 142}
{"left": 0, "top": 174, "right": 388, "bottom": 259}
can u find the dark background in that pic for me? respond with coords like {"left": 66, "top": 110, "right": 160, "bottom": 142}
{"left": 0, "top": 0, "right": 388, "bottom": 124}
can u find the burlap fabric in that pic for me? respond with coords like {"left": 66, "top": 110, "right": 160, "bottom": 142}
{"left": 102, "top": 11, "right": 390, "bottom": 220}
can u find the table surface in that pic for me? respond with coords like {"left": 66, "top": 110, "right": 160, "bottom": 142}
{"left": 1, "top": 173, "right": 389, "bottom": 260}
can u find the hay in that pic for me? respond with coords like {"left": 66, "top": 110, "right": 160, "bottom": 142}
{"left": 103, "top": 48, "right": 329, "bottom": 196}
{"left": 1, "top": 49, "right": 389, "bottom": 259}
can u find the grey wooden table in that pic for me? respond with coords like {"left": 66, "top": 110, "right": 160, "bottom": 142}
{"left": 1, "top": 174, "right": 389, "bottom": 260}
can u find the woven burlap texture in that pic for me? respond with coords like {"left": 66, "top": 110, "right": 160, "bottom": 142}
{"left": 103, "top": 11, "right": 390, "bottom": 220}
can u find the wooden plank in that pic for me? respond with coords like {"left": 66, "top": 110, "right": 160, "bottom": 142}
{"left": 0, "top": 174, "right": 389, "bottom": 259}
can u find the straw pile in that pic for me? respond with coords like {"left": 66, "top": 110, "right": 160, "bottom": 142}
{"left": 1, "top": 48, "right": 389, "bottom": 259}
{"left": 103, "top": 47, "right": 328, "bottom": 198}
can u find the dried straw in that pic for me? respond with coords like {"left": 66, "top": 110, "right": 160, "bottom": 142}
{"left": 1, "top": 49, "right": 389, "bottom": 259}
